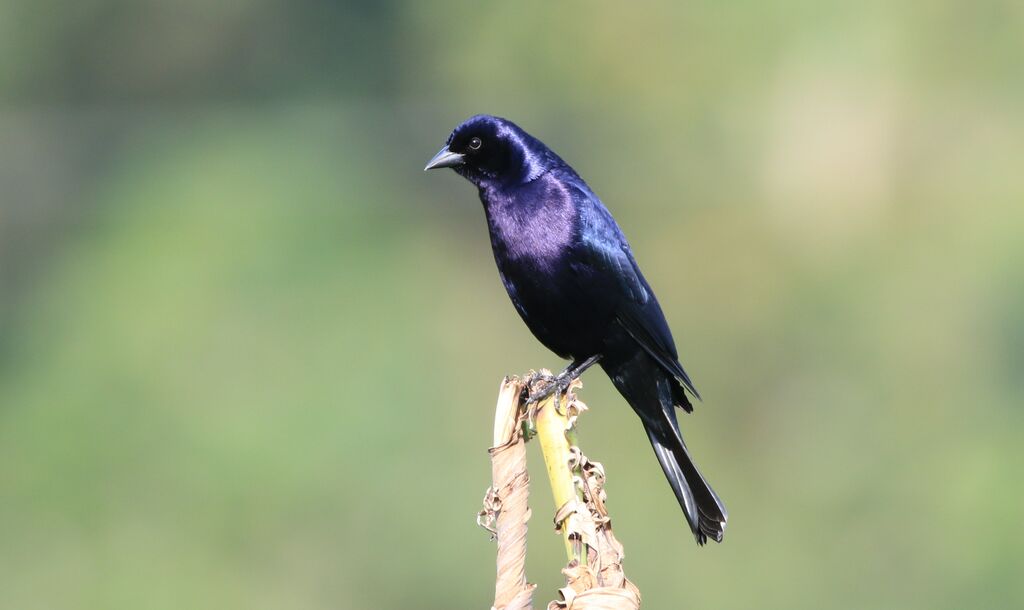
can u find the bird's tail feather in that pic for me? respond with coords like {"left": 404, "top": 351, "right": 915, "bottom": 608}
{"left": 645, "top": 423, "right": 728, "bottom": 544}
{"left": 602, "top": 347, "right": 727, "bottom": 545}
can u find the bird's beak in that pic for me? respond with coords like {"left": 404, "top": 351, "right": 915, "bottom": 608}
{"left": 424, "top": 146, "right": 465, "bottom": 171}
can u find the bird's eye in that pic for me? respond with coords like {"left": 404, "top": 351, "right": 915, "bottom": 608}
{"left": 468, "top": 137, "right": 483, "bottom": 151}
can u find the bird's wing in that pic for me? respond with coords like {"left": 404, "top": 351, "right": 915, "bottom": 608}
{"left": 577, "top": 194, "right": 701, "bottom": 400}
{"left": 616, "top": 298, "right": 701, "bottom": 401}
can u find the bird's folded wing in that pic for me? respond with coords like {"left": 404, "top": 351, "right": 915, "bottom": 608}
{"left": 586, "top": 236, "right": 702, "bottom": 401}
{"left": 616, "top": 307, "right": 701, "bottom": 401}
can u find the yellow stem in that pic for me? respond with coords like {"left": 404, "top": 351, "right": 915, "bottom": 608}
{"left": 535, "top": 391, "right": 578, "bottom": 563}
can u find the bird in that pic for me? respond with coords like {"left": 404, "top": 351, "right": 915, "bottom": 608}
{"left": 425, "top": 114, "right": 727, "bottom": 545}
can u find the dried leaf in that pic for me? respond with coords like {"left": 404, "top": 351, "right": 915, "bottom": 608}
{"left": 486, "top": 376, "right": 535, "bottom": 610}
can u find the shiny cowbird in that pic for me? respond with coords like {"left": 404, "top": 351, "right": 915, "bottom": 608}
{"left": 425, "top": 114, "right": 727, "bottom": 544}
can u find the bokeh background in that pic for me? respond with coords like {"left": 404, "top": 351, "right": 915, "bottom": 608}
{"left": 2, "top": 1, "right": 1022, "bottom": 609}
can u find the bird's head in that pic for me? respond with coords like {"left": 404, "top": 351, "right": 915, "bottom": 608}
{"left": 424, "top": 115, "right": 554, "bottom": 187}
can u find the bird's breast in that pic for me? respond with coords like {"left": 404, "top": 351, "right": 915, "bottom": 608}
{"left": 483, "top": 178, "right": 576, "bottom": 267}
{"left": 480, "top": 178, "right": 612, "bottom": 358}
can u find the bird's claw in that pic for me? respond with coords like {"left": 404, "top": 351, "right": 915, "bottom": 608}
{"left": 522, "top": 406, "right": 538, "bottom": 440}
{"left": 526, "top": 372, "right": 571, "bottom": 408}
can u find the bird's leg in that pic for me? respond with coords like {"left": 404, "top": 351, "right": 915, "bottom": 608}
{"left": 563, "top": 354, "right": 602, "bottom": 380}
{"left": 527, "top": 354, "right": 602, "bottom": 405}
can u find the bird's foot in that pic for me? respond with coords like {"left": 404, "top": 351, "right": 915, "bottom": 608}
{"left": 525, "top": 356, "right": 601, "bottom": 412}
{"left": 525, "top": 370, "right": 572, "bottom": 409}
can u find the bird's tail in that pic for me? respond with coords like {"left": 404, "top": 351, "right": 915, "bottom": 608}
{"left": 645, "top": 421, "right": 728, "bottom": 544}
{"left": 602, "top": 351, "right": 727, "bottom": 545}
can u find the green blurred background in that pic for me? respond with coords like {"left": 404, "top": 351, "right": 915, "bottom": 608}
{"left": 2, "top": 1, "right": 1022, "bottom": 609}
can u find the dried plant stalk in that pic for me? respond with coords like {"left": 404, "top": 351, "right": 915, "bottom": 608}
{"left": 527, "top": 373, "right": 641, "bottom": 610}
{"left": 479, "top": 377, "right": 536, "bottom": 610}
{"left": 480, "top": 373, "right": 641, "bottom": 610}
